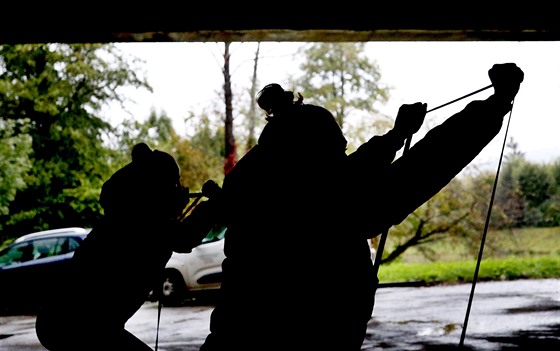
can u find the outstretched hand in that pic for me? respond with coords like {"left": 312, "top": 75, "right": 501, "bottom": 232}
{"left": 202, "top": 180, "right": 222, "bottom": 199}
{"left": 489, "top": 63, "right": 524, "bottom": 102}
{"left": 394, "top": 102, "right": 427, "bottom": 138}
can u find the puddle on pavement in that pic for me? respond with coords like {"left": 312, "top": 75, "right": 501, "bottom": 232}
{"left": 418, "top": 323, "right": 460, "bottom": 336}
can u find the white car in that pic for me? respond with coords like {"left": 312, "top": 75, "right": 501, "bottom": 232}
{"left": 156, "top": 226, "right": 376, "bottom": 306}
{"left": 157, "top": 225, "right": 226, "bottom": 306}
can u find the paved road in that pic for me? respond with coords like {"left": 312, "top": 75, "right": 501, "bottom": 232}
{"left": 0, "top": 279, "right": 558, "bottom": 350}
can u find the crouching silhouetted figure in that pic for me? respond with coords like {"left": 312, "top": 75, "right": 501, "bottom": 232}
{"left": 36, "top": 143, "right": 219, "bottom": 351}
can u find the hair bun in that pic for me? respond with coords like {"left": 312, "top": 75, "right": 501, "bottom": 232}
{"left": 257, "top": 83, "right": 296, "bottom": 116}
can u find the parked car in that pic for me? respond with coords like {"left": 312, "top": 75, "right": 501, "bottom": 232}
{"left": 0, "top": 227, "right": 90, "bottom": 314}
{"left": 156, "top": 226, "right": 377, "bottom": 306}
{"left": 155, "top": 225, "right": 226, "bottom": 306}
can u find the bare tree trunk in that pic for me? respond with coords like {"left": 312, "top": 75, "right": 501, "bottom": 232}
{"left": 246, "top": 42, "right": 260, "bottom": 151}
{"left": 223, "top": 41, "right": 236, "bottom": 175}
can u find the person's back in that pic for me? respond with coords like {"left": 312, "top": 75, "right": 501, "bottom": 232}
{"left": 201, "top": 64, "right": 524, "bottom": 351}
{"left": 201, "top": 85, "right": 377, "bottom": 350}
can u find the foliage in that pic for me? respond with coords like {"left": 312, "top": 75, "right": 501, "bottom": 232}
{"left": 0, "top": 43, "right": 152, "bottom": 239}
{"left": 492, "top": 155, "right": 525, "bottom": 228}
{"left": 182, "top": 110, "right": 225, "bottom": 189}
{"left": 0, "top": 119, "right": 32, "bottom": 218}
{"left": 289, "top": 42, "right": 559, "bottom": 264}
{"left": 378, "top": 255, "right": 560, "bottom": 285}
{"left": 494, "top": 152, "right": 560, "bottom": 228}
{"left": 0, "top": 41, "right": 557, "bottom": 263}
{"left": 381, "top": 153, "right": 560, "bottom": 263}
{"left": 111, "top": 108, "right": 225, "bottom": 192}
{"left": 379, "top": 226, "right": 560, "bottom": 284}
{"left": 383, "top": 178, "right": 472, "bottom": 263}
{"left": 293, "top": 42, "right": 391, "bottom": 150}
{"left": 390, "top": 226, "right": 560, "bottom": 263}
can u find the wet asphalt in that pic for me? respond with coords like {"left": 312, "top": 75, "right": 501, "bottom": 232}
{"left": 0, "top": 278, "right": 558, "bottom": 350}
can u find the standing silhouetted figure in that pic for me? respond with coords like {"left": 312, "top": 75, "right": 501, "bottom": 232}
{"left": 35, "top": 143, "right": 218, "bottom": 351}
{"left": 199, "top": 63, "right": 524, "bottom": 351}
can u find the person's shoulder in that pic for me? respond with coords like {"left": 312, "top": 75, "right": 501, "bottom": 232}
{"left": 295, "top": 104, "right": 334, "bottom": 124}
{"left": 302, "top": 103, "right": 331, "bottom": 114}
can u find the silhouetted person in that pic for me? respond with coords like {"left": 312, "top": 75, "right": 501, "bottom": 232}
{"left": 199, "top": 63, "right": 524, "bottom": 351}
{"left": 35, "top": 142, "right": 218, "bottom": 351}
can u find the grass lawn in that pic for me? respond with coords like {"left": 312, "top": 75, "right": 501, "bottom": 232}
{"left": 377, "top": 227, "right": 560, "bottom": 285}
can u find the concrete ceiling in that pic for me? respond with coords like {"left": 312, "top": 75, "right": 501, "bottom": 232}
{"left": 1, "top": 6, "right": 558, "bottom": 44}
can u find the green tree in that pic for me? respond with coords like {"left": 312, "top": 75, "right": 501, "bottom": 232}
{"left": 143, "top": 109, "right": 225, "bottom": 192}
{"left": 183, "top": 110, "right": 225, "bottom": 189}
{"left": 293, "top": 42, "right": 390, "bottom": 149}
{"left": 0, "top": 43, "right": 151, "bottom": 238}
{"left": 107, "top": 108, "right": 224, "bottom": 199}
{"left": 492, "top": 141, "right": 560, "bottom": 229}
{"left": 494, "top": 154, "right": 526, "bottom": 228}
{"left": 383, "top": 176, "right": 490, "bottom": 263}
{"left": 0, "top": 119, "right": 32, "bottom": 220}
{"left": 518, "top": 162, "right": 554, "bottom": 226}
{"left": 544, "top": 158, "right": 560, "bottom": 225}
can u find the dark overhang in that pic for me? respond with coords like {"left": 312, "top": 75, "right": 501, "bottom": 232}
{"left": 1, "top": 6, "right": 557, "bottom": 44}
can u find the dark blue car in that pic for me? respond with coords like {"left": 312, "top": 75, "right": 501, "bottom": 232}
{"left": 0, "top": 227, "right": 90, "bottom": 314}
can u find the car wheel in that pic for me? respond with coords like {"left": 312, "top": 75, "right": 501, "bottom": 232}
{"left": 160, "top": 269, "right": 187, "bottom": 306}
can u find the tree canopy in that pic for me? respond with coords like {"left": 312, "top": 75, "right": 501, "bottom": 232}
{"left": 294, "top": 42, "right": 391, "bottom": 150}
{"left": 0, "top": 42, "right": 557, "bottom": 263}
{"left": 0, "top": 43, "right": 152, "bottom": 237}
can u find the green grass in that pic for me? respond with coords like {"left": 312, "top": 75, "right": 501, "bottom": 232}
{"left": 378, "top": 227, "right": 560, "bottom": 285}
{"left": 378, "top": 255, "right": 560, "bottom": 285}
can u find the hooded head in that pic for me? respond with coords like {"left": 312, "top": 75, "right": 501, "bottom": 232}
{"left": 100, "top": 143, "right": 184, "bottom": 220}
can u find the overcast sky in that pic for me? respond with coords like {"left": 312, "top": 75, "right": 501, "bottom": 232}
{"left": 111, "top": 41, "right": 559, "bottom": 169}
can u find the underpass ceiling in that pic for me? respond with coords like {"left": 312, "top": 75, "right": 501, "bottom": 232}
{"left": 1, "top": 6, "right": 558, "bottom": 44}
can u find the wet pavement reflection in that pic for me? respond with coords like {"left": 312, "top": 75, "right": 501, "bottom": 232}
{"left": 0, "top": 278, "right": 558, "bottom": 350}
{"left": 363, "top": 278, "right": 560, "bottom": 350}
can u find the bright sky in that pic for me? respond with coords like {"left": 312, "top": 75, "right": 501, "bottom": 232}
{"left": 112, "top": 41, "right": 559, "bottom": 169}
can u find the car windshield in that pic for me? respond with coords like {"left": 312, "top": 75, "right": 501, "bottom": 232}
{"left": 0, "top": 242, "right": 34, "bottom": 267}
{"left": 0, "top": 236, "right": 82, "bottom": 268}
